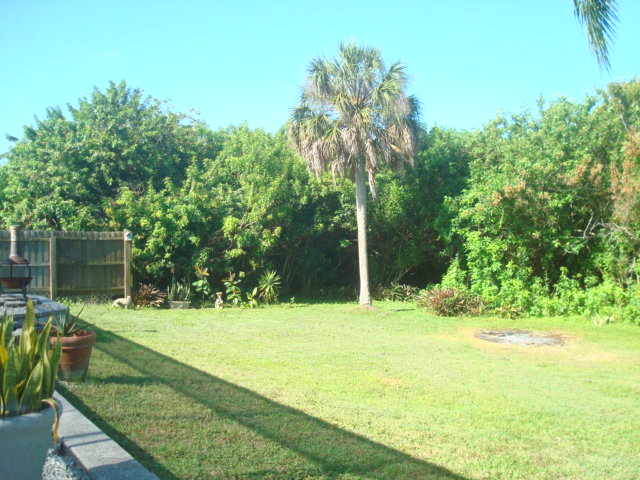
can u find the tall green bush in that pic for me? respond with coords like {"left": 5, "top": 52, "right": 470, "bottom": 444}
{"left": 443, "top": 80, "right": 640, "bottom": 321}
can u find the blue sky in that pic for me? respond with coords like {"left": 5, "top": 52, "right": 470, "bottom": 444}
{"left": 1, "top": 0, "right": 638, "bottom": 155}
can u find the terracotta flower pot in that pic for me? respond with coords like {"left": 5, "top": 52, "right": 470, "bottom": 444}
{"left": 51, "top": 329, "right": 97, "bottom": 381}
{"left": 0, "top": 276, "right": 32, "bottom": 289}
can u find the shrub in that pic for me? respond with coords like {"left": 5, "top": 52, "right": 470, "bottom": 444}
{"left": 258, "top": 270, "right": 281, "bottom": 304}
{"left": 167, "top": 281, "right": 191, "bottom": 302}
{"left": 417, "top": 288, "right": 485, "bottom": 316}
{"left": 135, "top": 284, "right": 167, "bottom": 308}
{"left": 374, "top": 282, "right": 419, "bottom": 301}
{"left": 1, "top": 301, "right": 61, "bottom": 421}
{"left": 222, "top": 271, "right": 244, "bottom": 306}
{"left": 494, "top": 305, "right": 524, "bottom": 319}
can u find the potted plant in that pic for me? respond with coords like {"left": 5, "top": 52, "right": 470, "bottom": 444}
{"left": 50, "top": 306, "right": 96, "bottom": 381}
{"left": 0, "top": 301, "right": 62, "bottom": 480}
{"left": 168, "top": 281, "right": 191, "bottom": 309}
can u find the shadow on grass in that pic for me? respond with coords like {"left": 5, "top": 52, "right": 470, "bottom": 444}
{"left": 61, "top": 324, "right": 469, "bottom": 480}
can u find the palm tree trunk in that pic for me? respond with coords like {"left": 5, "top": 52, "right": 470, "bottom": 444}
{"left": 354, "top": 158, "right": 371, "bottom": 306}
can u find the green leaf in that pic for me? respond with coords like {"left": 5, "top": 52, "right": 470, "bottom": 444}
{"left": 3, "top": 349, "right": 18, "bottom": 416}
{"left": 19, "top": 362, "right": 43, "bottom": 414}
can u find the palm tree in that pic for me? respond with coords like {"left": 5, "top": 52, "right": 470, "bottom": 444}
{"left": 289, "top": 42, "right": 420, "bottom": 306}
{"left": 573, "top": 0, "right": 619, "bottom": 72}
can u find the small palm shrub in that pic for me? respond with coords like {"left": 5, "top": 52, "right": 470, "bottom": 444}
{"left": 417, "top": 288, "right": 485, "bottom": 317}
{"left": 135, "top": 284, "right": 167, "bottom": 308}
{"left": 258, "top": 270, "right": 281, "bottom": 304}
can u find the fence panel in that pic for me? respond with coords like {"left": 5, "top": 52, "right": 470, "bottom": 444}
{"left": 0, "top": 230, "right": 131, "bottom": 299}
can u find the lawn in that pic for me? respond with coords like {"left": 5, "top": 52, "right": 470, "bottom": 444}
{"left": 59, "top": 302, "right": 640, "bottom": 480}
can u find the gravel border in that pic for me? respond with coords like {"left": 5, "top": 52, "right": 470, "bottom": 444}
{"left": 42, "top": 448, "right": 90, "bottom": 480}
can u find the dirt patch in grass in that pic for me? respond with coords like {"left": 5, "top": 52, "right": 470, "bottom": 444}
{"left": 475, "top": 329, "right": 566, "bottom": 347}
{"left": 425, "top": 326, "right": 577, "bottom": 359}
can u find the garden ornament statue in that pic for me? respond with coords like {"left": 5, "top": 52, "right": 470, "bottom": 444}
{"left": 215, "top": 292, "right": 224, "bottom": 309}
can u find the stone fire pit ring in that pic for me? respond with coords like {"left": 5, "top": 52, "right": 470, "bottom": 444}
{"left": 476, "top": 329, "right": 565, "bottom": 347}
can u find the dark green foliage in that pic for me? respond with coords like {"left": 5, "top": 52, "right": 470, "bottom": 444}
{"left": 368, "top": 127, "right": 472, "bottom": 286}
{"left": 134, "top": 284, "right": 167, "bottom": 308}
{"left": 417, "top": 288, "right": 485, "bottom": 317}
{"left": 3, "top": 79, "right": 640, "bottom": 320}
{"left": 373, "top": 282, "right": 419, "bottom": 302}
{"left": 1, "top": 81, "right": 219, "bottom": 230}
{"left": 443, "top": 80, "right": 640, "bottom": 321}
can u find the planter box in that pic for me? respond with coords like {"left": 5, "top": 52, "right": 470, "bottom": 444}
{"left": 168, "top": 301, "right": 191, "bottom": 309}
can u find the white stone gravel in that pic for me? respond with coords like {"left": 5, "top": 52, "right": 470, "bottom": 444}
{"left": 42, "top": 448, "right": 90, "bottom": 480}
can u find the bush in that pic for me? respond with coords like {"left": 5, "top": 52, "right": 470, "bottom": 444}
{"left": 167, "top": 281, "right": 191, "bottom": 302}
{"left": 258, "top": 270, "right": 282, "bottom": 304}
{"left": 493, "top": 305, "right": 524, "bottom": 319}
{"left": 134, "top": 283, "right": 167, "bottom": 308}
{"left": 417, "top": 288, "right": 485, "bottom": 316}
{"left": 374, "top": 282, "right": 419, "bottom": 301}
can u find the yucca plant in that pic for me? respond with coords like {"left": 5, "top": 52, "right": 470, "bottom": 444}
{"left": 258, "top": 270, "right": 281, "bottom": 304}
{"left": 1, "top": 301, "right": 62, "bottom": 438}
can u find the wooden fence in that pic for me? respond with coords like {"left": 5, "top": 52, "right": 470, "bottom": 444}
{"left": 0, "top": 230, "right": 132, "bottom": 299}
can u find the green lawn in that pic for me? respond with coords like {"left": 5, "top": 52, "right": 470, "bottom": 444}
{"left": 60, "top": 303, "right": 640, "bottom": 480}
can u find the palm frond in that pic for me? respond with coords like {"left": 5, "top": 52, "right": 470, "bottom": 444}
{"left": 574, "top": 0, "right": 619, "bottom": 73}
{"left": 289, "top": 42, "right": 420, "bottom": 194}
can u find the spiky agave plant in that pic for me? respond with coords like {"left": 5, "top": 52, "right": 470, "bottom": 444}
{"left": 51, "top": 304, "right": 86, "bottom": 337}
{"left": 0, "top": 301, "right": 62, "bottom": 440}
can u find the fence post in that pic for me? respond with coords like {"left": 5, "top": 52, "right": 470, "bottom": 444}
{"left": 123, "top": 230, "right": 133, "bottom": 299}
{"left": 49, "top": 234, "right": 57, "bottom": 299}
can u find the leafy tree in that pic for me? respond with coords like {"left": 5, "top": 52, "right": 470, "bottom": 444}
{"left": 367, "top": 127, "right": 472, "bottom": 286}
{"left": 289, "top": 42, "right": 420, "bottom": 305}
{"left": 0, "top": 80, "right": 217, "bottom": 229}
{"left": 443, "top": 80, "right": 640, "bottom": 315}
{"left": 108, "top": 125, "right": 334, "bottom": 290}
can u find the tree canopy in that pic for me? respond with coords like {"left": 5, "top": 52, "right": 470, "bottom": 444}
{"left": 1, "top": 77, "right": 638, "bottom": 322}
